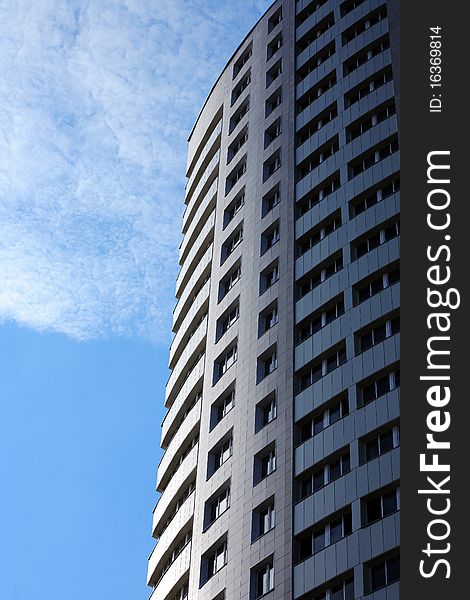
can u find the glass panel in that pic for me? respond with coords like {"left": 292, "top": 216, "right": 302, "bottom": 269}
{"left": 371, "top": 562, "right": 386, "bottom": 591}
{"left": 382, "top": 490, "right": 398, "bottom": 516}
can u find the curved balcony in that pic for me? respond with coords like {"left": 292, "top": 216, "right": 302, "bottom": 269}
{"left": 165, "top": 351, "right": 204, "bottom": 415}
{"left": 157, "top": 396, "right": 202, "bottom": 490}
{"left": 183, "top": 152, "right": 219, "bottom": 234}
{"left": 152, "top": 443, "right": 198, "bottom": 534}
{"left": 182, "top": 177, "right": 218, "bottom": 237}
{"left": 180, "top": 182, "right": 217, "bottom": 263}
{"left": 148, "top": 542, "right": 191, "bottom": 600}
{"left": 176, "top": 210, "right": 215, "bottom": 298}
{"left": 169, "top": 279, "right": 210, "bottom": 370}
{"left": 147, "top": 492, "right": 195, "bottom": 585}
{"left": 173, "top": 243, "right": 213, "bottom": 331}
{"left": 166, "top": 316, "right": 207, "bottom": 404}
{"left": 186, "top": 119, "right": 222, "bottom": 193}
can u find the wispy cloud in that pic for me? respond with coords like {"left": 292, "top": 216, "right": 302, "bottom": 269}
{"left": 0, "top": 0, "right": 271, "bottom": 342}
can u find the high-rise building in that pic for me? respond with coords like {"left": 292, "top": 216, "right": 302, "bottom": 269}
{"left": 147, "top": 1, "right": 400, "bottom": 599}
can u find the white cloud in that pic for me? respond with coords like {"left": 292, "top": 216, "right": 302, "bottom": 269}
{"left": 0, "top": 0, "right": 271, "bottom": 342}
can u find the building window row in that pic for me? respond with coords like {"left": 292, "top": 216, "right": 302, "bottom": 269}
{"left": 297, "top": 41, "right": 336, "bottom": 83}
{"left": 343, "top": 34, "right": 390, "bottom": 76}
{"left": 298, "top": 447, "right": 350, "bottom": 500}
{"left": 297, "top": 171, "right": 341, "bottom": 217}
{"left": 297, "top": 135, "right": 339, "bottom": 180}
{"left": 231, "top": 70, "right": 251, "bottom": 105}
{"left": 297, "top": 251, "right": 343, "bottom": 299}
{"left": 297, "top": 102, "right": 338, "bottom": 147}
{"left": 349, "top": 173, "right": 400, "bottom": 217}
{"left": 342, "top": 4, "right": 388, "bottom": 46}
{"left": 359, "top": 364, "right": 400, "bottom": 407}
{"left": 296, "top": 209, "right": 342, "bottom": 257}
{"left": 352, "top": 216, "right": 400, "bottom": 260}
{"left": 295, "top": 507, "right": 352, "bottom": 563}
{"left": 354, "top": 262, "right": 400, "bottom": 305}
{"left": 161, "top": 434, "right": 199, "bottom": 491}
{"left": 297, "top": 69, "right": 337, "bottom": 113}
{"left": 223, "top": 188, "right": 245, "bottom": 228}
{"left": 155, "top": 530, "right": 192, "bottom": 585}
{"left": 298, "top": 343, "right": 347, "bottom": 393}
{"left": 356, "top": 312, "right": 400, "bottom": 354}
{"left": 348, "top": 135, "right": 399, "bottom": 179}
{"left": 346, "top": 100, "right": 396, "bottom": 142}
{"left": 296, "top": 294, "right": 345, "bottom": 344}
{"left": 297, "top": 393, "right": 349, "bottom": 445}
{"left": 344, "top": 65, "right": 393, "bottom": 108}
{"left": 158, "top": 479, "right": 196, "bottom": 537}
{"left": 233, "top": 43, "right": 253, "bottom": 79}
{"left": 296, "top": 12, "right": 335, "bottom": 55}
{"left": 360, "top": 423, "right": 400, "bottom": 464}
{"left": 296, "top": 0, "right": 328, "bottom": 27}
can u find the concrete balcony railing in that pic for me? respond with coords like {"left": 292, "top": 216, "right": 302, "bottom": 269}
{"left": 147, "top": 492, "right": 195, "bottom": 585}
{"left": 166, "top": 316, "right": 207, "bottom": 404}
{"left": 157, "top": 397, "right": 201, "bottom": 489}
{"left": 186, "top": 119, "right": 222, "bottom": 194}
{"left": 148, "top": 542, "right": 191, "bottom": 600}
{"left": 169, "top": 279, "right": 210, "bottom": 370}
{"left": 172, "top": 243, "right": 213, "bottom": 332}
{"left": 176, "top": 210, "right": 215, "bottom": 298}
{"left": 183, "top": 151, "right": 219, "bottom": 234}
{"left": 180, "top": 180, "right": 217, "bottom": 263}
{"left": 152, "top": 444, "right": 198, "bottom": 534}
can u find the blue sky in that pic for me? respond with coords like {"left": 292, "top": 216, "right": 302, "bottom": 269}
{"left": 0, "top": 1, "right": 271, "bottom": 599}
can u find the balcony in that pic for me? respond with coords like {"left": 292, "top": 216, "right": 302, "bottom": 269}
{"left": 148, "top": 542, "right": 191, "bottom": 600}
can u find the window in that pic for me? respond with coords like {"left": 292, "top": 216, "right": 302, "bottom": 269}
{"left": 231, "top": 70, "right": 251, "bottom": 105}
{"left": 208, "top": 435, "right": 233, "bottom": 478}
{"left": 253, "top": 560, "right": 274, "bottom": 598}
{"left": 355, "top": 263, "right": 400, "bottom": 305}
{"left": 297, "top": 296, "right": 344, "bottom": 343}
{"left": 267, "top": 34, "right": 282, "bottom": 60}
{"left": 262, "top": 184, "right": 281, "bottom": 217}
{"left": 259, "top": 302, "right": 278, "bottom": 336}
{"left": 344, "top": 66, "right": 393, "bottom": 108}
{"left": 297, "top": 0, "right": 327, "bottom": 26}
{"left": 348, "top": 136, "right": 398, "bottom": 179}
{"left": 260, "top": 261, "right": 279, "bottom": 293}
{"left": 360, "top": 424, "right": 400, "bottom": 464}
{"left": 204, "top": 540, "right": 228, "bottom": 583}
{"left": 230, "top": 97, "right": 250, "bottom": 132}
{"left": 340, "top": 0, "right": 366, "bottom": 17}
{"left": 263, "top": 151, "right": 281, "bottom": 181}
{"left": 217, "top": 303, "right": 240, "bottom": 340}
{"left": 268, "top": 6, "right": 282, "bottom": 32}
{"left": 346, "top": 101, "right": 396, "bottom": 142}
{"left": 297, "top": 42, "right": 335, "bottom": 83}
{"left": 226, "top": 157, "right": 247, "bottom": 193}
{"left": 221, "top": 226, "right": 243, "bottom": 263}
{"left": 252, "top": 498, "right": 276, "bottom": 540}
{"left": 297, "top": 135, "right": 339, "bottom": 180}
{"left": 297, "top": 103, "right": 338, "bottom": 147}
{"left": 215, "top": 345, "right": 238, "bottom": 382}
{"left": 297, "top": 448, "right": 350, "bottom": 500}
{"left": 233, "top": 44, "right": 252, "bottom": 78}
{"left": 363, "top": 485, "right": 400, "bottom": 525}
{"left": 255, "top": 392, "right": 277, "bottom": 432}
{"left": 265, "top": 87, "right": 282, "bottom": 116}
{"left": 297, "top": 394, "right": 349, "bottom": 445}
{"left": 297, "top": 70, "right": 337, "bottom": 113}
{"left": 170, "top": 581, "right": 189, "bottom": 600}
{"left": 154, "top": 530, "right": 192, "bottom": 585}
{"left": 343, "top": 35, "right": 390, "bottom": 76}
{"left": 342, "top": 5, "right": 388, "bottom": 45}
{"left": 307, "top": 572, "right": 354, "bottom": 600}
{"left": 297, "top": 172, "right": 341, "bottom": 217}
{"left": 298, "top": 345, "right": 347, "bottom": 393}
{"left": 359, "top": 366, "right": 400, "bottom": 407}
{"left": 261, "top": 222, "right": 280, "bottom": 254}
{"left": 356, "top": 314, "right": 400, "bottom": 353}
{"left": 296, "top": 12, "right": 335, "bottom": 54}
{"left": 296, "top": 211, "right": 341, "bottom": 257}
{"left": 224, "top": 189, "right": 245, "bottom": 228}
{"left": 258, "top": 347, "right": 278, "bottom": 381}
{"left": 211, "top": 388, "right": 235, "bottom": 430}
{"left": 349, "top": 174, "right": 400, "bottom": 217}
{"left": 352, "top": 218, "right": 400, "bottom": 260}
{"left": 208, "top": 487, "right": 230, "bottom": 526}
{"left": 295, "top": 509, "right": 352, "bottom": 563}
{"left": 297, "top": 253, "right": 343, "bottom": 299}
{"left": 264, "top": 118, "right": 282, "bottom": 147}
{"left": 365, "top": 551, "right": 400, "bottom": 593}
{"left": 227, "top": 127, "right": 248, "bottom": 163}
{"left": 255, "top": 445, "right": 276, "bottom": 484}
{"left": 266, "top": 60, "right": 282, "bottom": 87}
{"left": 220, "top": 262, "right": 241, "bottom": 301}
